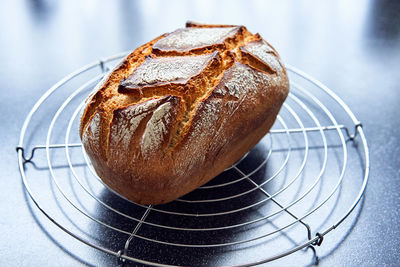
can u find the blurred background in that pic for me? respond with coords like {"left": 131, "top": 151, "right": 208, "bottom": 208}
{"left": 1, "top": 0, "right": 399, "bottom": 266}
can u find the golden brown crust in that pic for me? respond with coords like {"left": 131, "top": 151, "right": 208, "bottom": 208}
{"left": 80, "top": 23, "right": 289, "bottom": 204}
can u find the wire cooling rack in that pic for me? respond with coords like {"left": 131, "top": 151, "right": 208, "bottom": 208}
{"left": 17, "top": 52, "right": 369, "bottom": 266}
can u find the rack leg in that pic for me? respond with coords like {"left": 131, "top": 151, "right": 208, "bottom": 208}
{"left": 344, "top": 122, "right": 363, "bottom": 141}
{"left": 99, "top": 59, "right": 110, "bottom": 73}
{"left": 117, "top": 206, "right": 152, "bottom": 264}
{"left": 16, "top": 143, "right": 82, "bottom": 162}
{"left": 269, "top": 122, "right": 363, "bottom": 142}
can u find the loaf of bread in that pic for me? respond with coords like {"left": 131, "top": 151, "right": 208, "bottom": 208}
{"left": 80, "top": 22, "right": 289, "bottom": 204}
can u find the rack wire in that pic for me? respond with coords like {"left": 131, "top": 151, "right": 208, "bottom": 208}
{"left": 17, "top": 52, "right": 369, "bottom": 266}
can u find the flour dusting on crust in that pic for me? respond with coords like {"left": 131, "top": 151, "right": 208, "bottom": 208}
{"left": 241, "top": 40, "right": 283, "bottom": 73}
{"left": 120, "top": 53, "right": 217, "bottom": 90}
{"left": 82, "top": 112, "right": 101, "bottom": 154}
{"left": 174, "top": 99, "right": 222, "bottom": 177}
{"left": 153, "top": 27, "right": 238, "bottom": 51}
{"left": 109, "top": 98, "right": 162, "bottom": 157}
{"left": 141, "top": 102, "right": 172, "bottom": 155}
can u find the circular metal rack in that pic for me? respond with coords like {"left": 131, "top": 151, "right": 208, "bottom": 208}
{"left": 17, "top": 52, "right": 369, "bottom": 266}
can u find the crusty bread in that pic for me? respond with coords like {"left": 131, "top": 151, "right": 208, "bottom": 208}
{"left": 80, "top": 23, "right": 289, "bottom": 205}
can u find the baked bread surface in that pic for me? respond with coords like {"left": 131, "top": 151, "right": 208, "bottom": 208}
{"left": 80, "top": 22, "right": 289, "bottom": 204}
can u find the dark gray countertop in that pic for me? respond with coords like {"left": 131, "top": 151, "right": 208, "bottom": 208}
{"left": 1, "top": 0, "right": 399, "bottom": 266}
